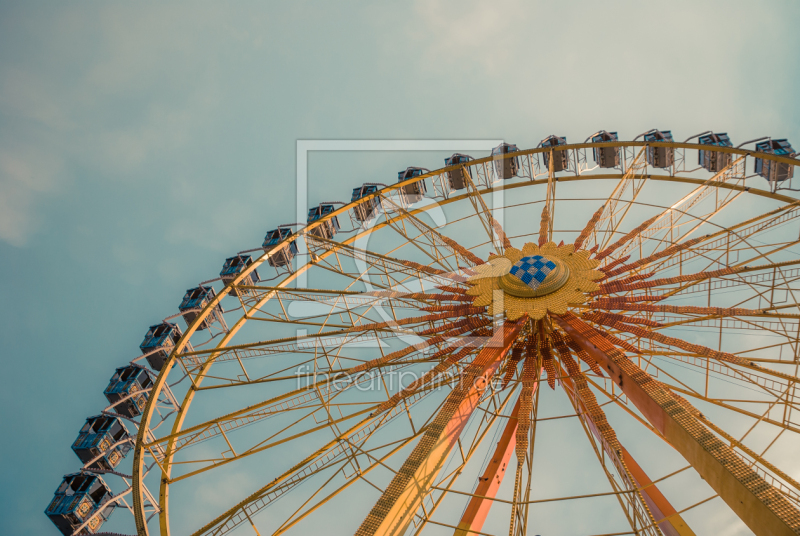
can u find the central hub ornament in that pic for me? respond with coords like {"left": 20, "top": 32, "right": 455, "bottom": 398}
{"left": 499, "top": 255, "right": 571, "bottom": 298}
{"left": 466, "top": 242, "right": 602, "bottom": 320}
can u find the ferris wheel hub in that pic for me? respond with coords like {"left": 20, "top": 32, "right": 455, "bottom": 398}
{"left": 466, "top": 242, "right": 603, "bottom": 321}
{"left": 498, "top": 255, "right": 571, "bottom": 298}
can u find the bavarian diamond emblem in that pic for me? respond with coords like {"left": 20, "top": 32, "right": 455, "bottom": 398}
{"left": 509, "top": 255, "right": 557, "bottom": 290}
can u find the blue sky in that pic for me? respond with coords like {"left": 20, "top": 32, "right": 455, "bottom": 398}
{"left": 2, "top": 1, "right": 800, "bottom": 534}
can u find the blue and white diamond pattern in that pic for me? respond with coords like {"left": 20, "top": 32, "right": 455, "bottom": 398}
{"left": 509, "top": 255, "right": 557, "bottom": 290}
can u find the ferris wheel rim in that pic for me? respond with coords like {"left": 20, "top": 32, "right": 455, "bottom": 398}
{"left": 130, "top": 143, "right": 800, "bottom": 536}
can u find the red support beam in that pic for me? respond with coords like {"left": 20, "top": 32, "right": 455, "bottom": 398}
{"left": 355, "top": 318, "right": 527, "bottom": 536}
{"left": 454, "top": 397, "right": 523, "bottom": 536}
{"left": 556, "top": 312, "right": 800, "bottom": 536}
{"left": 620, "top": 446, "right": 694, "bottom": 536}
{"left": 554, "top": 331, "right": 695, "bottom": 536}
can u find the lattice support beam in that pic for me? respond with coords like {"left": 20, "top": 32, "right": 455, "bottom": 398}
{"left": 354, "top": 317, "right": 526, "bottom": 536}
{"left": 553, "top": 337, "right": 661, "bottom": 535}
{"left": 619, "top": 446, "right": 695, "bottom": 536}
{"left": 563, "top": 338, "right": 692, "bottom": 536}
{"left": 454, "top": 394, "right": 525, "bottom": 536}
{"left": 556, "top": 312, "right": 800, "bottom": 536}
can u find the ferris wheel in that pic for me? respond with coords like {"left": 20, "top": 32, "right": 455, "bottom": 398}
{"left": 44, "top": 130, "right": 800, "bottom": 536}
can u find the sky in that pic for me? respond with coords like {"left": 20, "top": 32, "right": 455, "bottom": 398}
{"left": 1, "top": 1, "right": 800, "bottom": 534}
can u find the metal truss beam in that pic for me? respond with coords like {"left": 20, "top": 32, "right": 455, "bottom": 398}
{"left": 557, "top": 312, "right": 800, "bottom": 536}
{"left": 454, "top": 396, "right": 523, "bottom": 536}
{"left": 620, "top": 446, "right": 694, "bottom": 536}
{"left": 354, "top": 318, "right": 526, "bottom": 536}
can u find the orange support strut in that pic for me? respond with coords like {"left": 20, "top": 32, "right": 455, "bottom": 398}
{"left": 355, "top": 318, "right": 527, "bottom": 536}
{"left": 557, "top": 359, "right": 694, "bottom": 536}
{"left": 620, "top": 446, "right": 694, "bottom": 536}
{"left": 556, "top": 312, "right": 800, "bottom": 536}
{"left": 454, "top": 396, "right": 525, "bottom": 536}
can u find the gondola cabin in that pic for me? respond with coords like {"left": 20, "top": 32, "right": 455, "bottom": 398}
{"left": 139, "top": 322, "right": 185, "bottom": 371}
{"left": 643, "top": 130, "right": 674, "bottom": 168}
{"left": 263, "top": 228, "right": 298, "bottom": 267}
{"left": 307, "top": 204, "right": 341, "bottom": 239}
{"left": 220, "top": 254, "right": 260, "bottom": 296}
{"left": 755, "top": 139, "right": 795, "bottom": 183}
{"left": 540, "top": 135, "right": 569, "bottom": 172}
{"left": 351, "top": 184, "right": 381, "bottom": 222}
{"left": 444, "top": 153, "right": 473, "bottom": 190}
{"left": 397, "top": 167, "right": 428, "bottom": 203}
{"left": 45, "top": 473, "right": 115, "bottom": 535}
{"left": 491, "top": 143, "right": 520, "bottom": 180}
{"left": 591, "top": 131, "right": 620, "bottom": 168}
{"left": 103, "top": 365, "right": 154, "bottom": 418}
{"left": 178, "top": 285, "right": 222, "bottom": 330}
{"left": 698, "top": 133, "right": 733, "bottom": 172}
{"left": 72, "top": 415, "right": 131, "bottom": 471}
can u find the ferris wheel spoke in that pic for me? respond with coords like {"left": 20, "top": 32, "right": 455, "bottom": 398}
{"left": 602, "top": 201, "right": 800, "bottom": 281}
{"left": 236, "top": 287, "right": 422, "bottom": 320}
{"left": 354, "top": 317, "right": 526, "bottom": 536}
{"left": 536, "top": 159, "right": 558, "bottom": 247}
{"left": 584, "top": 313, "right": 800, "bottom": 385}
{"left": 582, "top": 373, "right": 663, "bottom": 439}
{"left": 169, "top": 366, "right": 456, "bottom": 484}
{"left": 241, "top": 300, "right": 410, "bottom": 335}
{"left": 625, "top": 201, "right": 800, "bottom": 279}
{"left": 636, "top": 338, "right": 795, "bottom": 411}
{"left": 267, "top": 431, "right": 431, "bottom": 536}
{"left": 507, "top": 347, "right": 541, "bottom": 536}
{"left": 594, "top": 302, "right": 800, "bottom": 341}
{"left": 189, "top": 389, "right": 441, "bottom": 536}
{"left": 589, "top": 146, "right": 649, "bottom": 252}
{"left": 663, "top": 382, "right": 800, "bottom": 436}
{"left": 579, "top": 318, "right": 642, "bottom": 355}
{"left": 380, "top": 195, "right": 482, "bottom": 270}
{"left": 193, "top": 307, "right": 483, "bottom": 366}
{"left": 458, "top": 163, "right": 509, "bottom": 253}
{"left": 598, "top": 258, "right": 800, "bottom": 296}
{"left": 187, "top": 321, "right": 485, "bottom": 392}
{"left": 653, "top": 313, "right": 800, "bottom": 339}
{"left": 413, "top": 381, "right": 522, "bottom": 536}
{"left": 689, "top": 407, "right": 800, "bottom": 498}
{"left": 370, "top": 346, "right": 480, "bottom": 418}
{"left": 637, "top": 347, "right": 800, "bottom": 435}
{"left": 301, "top": 248, "right": 466, "bottom": 313}
{"left": 595, "top": 213, "right": 660, "bottom": 262}
{"left": 616, "top": 156, "right": 747, "bottom": 259}
{"left": 306, "top": 234, "right": 464, "bottom": 287}
{"left": 663, "top": 257, "right": 800, "bottom": 304}
{"left": 659, "top": 383, "right": 800, "bottom": 508}
{"left": 636, "top": 170, "right": 746, "bottom": 263}
{"left": 557, "top": 312, "right": 800, "bottom": 534}
{"left": 669, "top": 263, "right": 800, "bottom": 310}
{"left": 661, "top": 237, "right": 800, "bottom": 295}
{"left": 553, "top": 347, "right": 668, "bottom": 536}
{"left": 634, "top": 187, "right": 745, "bottom": 266}
{"left": 147, "top": 352, "right": 433, "bottom": 458}
{"left": 267, "top": 383, "right": 469, "bottom": 536}
{"left": 165, "top": 405, "right": 376, "bottom": 485}
{"left": 574, "top": 202, "right": 606, "bottom": 251}
{"left": 175, "top": 328, "right": 401, "bottom": 374}
{"left": 454, "top": 394, "right": 523, "bottom": 536}
{"left": 375, "top": 211, "right": 458, "bottom": 274}
{"left": 191, "top": 349, "right": 449, "bottom": 392}
{"left": 603, "top": 235, "right": 710, "bottom": 279}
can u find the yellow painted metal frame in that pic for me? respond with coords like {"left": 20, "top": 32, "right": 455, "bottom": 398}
{"left": 132, "top": 142, "right": 800, "bottom": 535}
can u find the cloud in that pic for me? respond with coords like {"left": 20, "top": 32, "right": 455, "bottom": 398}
{"left": 0, "top": 145, "right": 63, "bottom": 246}
{"left": 410, "top": 0, "right": 528, "bottom": 75}
{"left": 0, "top": 4, "right": 230, "bottom": 246}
